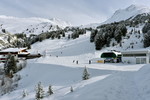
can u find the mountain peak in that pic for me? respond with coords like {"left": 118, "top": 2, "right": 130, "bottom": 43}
{"left": 126, "top": 4, "right": 150, "bottom": 12}
{"left": 105, "top": 4, "right": 150, "bottom": 24}
{"left": 126, "top": 4, "right": 141, "bottom": 11}
{"left": 0, "top": 15, "right": 71, "bottom": 34}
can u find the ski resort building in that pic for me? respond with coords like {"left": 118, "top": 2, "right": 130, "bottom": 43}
{"left": 0, "top": 48, "right": 29, "bottom": 62}
{"left": 101, "top": 51, "right": 122, "bottom": 63}
{"left": 121, "top": 49, "right": 150, "bottom": 64}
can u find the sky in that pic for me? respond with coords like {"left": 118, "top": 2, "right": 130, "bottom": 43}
{"left": 0, "top": 0, "right": 150, "bottom": 25}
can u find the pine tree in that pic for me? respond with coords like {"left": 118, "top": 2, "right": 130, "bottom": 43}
{"left": 112, "top": 42, "right": 115, "bottom": 47}
{"left": 26, "top": 42, "right": 31, "bottom": 49}
{"left": 82, "top": 66, "right": 90, "bottom": 80}
{"left": 114, "top": 29, "right": 122, "bottom": 43}
{"left": 68, "top": 34, "right": 71, "bottom": 40}
{"left": 35, "top": 82, "right": 44, "bottom": 100}
{"left": 22, "top": 90, "right": 28, "bottom": 98}
{"left": 90, "top": 29, "right": 97, "bottom": 42}
{"left": 4, "top": 54, "right": 17, "bottom": 76}
{"left": 144, "top": 30, "right": 150, "bottom": 47}
{"left": 62, "top": 32, "right": 65, "bottom": 37}
{"left": 142, "top": 23, "right": 150, "bottom": 33}
{"left": 47, "top": 85, "right": 53, "bottom": 95}
{"left": 2, "top": 29, "right": 6, "bottom": 33}
{"left": 94, "top": 34, "right": 105, "bottom": 50}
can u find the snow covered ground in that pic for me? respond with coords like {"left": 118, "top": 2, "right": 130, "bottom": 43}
{"left": 0, "top": 30, "right": 150, "bottom": 100}
{"left": 0, "top": 15, "right": 71, "bottom": 35}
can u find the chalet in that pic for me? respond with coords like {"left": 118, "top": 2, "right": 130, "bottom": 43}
{"left": 101, "top": 51, "right": 122, "bottom": 63}
{"left": 121, "top": 49, "right": 150, "bottom": 64}
{"left": 0, "top": 48, "right": 29, "bottom": 62}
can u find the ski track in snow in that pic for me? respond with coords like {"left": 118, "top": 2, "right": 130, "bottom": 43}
{"left": 1, "top": 28, "right": 149, "bottom": 100}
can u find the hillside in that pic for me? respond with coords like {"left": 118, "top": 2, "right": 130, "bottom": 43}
{"left": 0, "top": 15, "right": 71, "bottom": 35}
{"left": 105, "top": 5, "right": 150, "bottom": 24}
{"left": 0, "top": 30, "right": 150, "bottom": 100}
{"left": 1, "top": 4, "right": 150, "bottom": 100}
{"left": 86, "top": 4, "right": 150, "bottom": 28}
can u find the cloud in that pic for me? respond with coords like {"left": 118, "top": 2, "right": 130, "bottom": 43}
{"left": 0, "top": 0, "right": 150, "bottom": 25}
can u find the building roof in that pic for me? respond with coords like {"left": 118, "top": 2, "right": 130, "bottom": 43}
{"left": 0, "top": 48, "right": 27, "bottom": 53}
{"left": 19, "top": 52, "right": 30, "bottom": 55}
{"left": 101, "top": 51, "right": 121, "bottom": 55}
{"left": 101, "top": 51, "right": 121, "bottom": 58}
{"left": 121, "top": 48, "right": 150, "bottom": 54}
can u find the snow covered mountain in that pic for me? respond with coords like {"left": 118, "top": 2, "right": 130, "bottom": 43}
{"left": 1, "top": 4, "right": 150, "bottom": 100}
{"left": 0, "top": 15, "right": 71, "bottom": 35}
{"left": 105, "top": 5, "right": 150, "bottom": 24}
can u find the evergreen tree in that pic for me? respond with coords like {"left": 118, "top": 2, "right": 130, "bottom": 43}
{"left": 71, "top": 32, "right": 79, "bottom": 39}
{"left": 26, "top": 42, "right": 31, "bottom": 49}
{"left": 112, "top": 42, "right": 115, "bottom": 47}
{"left": 90, "top": 29, "right": 98, "bottom": 42}
{"left": 22, "top": 90, "right": 28, "bottom": 98}
{"left": 35, "top": 82, "right": 44, "bottom": 100}
{"left": 47, "top": 85, "right": 53, "bottom": 95}
{"left": 51, "top": 34, "right": 55, "bottom": 39}
{"left": 4, "top": 54, "right": 17, "bottom": 76}
{"left": 106, "top": 37, "right": 111, "bottom": 47}
{"left": 94, "top": 34, "right": 105, "bottom": 50}
{"left": 2, "top": 29, "right": 6, "bottom": 33}
{"left": 58, "top": 35, "right": 61, "bottom": 39}
{"left": 142, "top": 23, "right": 150, "bottom": 33}
{"left": 114, "top": 29, "right": 122, "bottom": 43}
{"left": 120, "top": 25, "right": 127, "bottom": 36}
{"left": 68, "top": 34, "right": 71, "bottom": 40}
{"left": 7, "top": 36, "right": 11, "bottom": 43}
{"left": 62, "top": 32, "right": 65, "bottom": 37}
{"left": 82, "top": 66, "right": 90, "bottom": 80}
{"left": 144, "top": 30, "right": 150, "bottom": 47}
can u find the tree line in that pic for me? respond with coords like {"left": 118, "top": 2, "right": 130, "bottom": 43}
{"left": 90, "top": 23, "right": 127, "bottom": 50}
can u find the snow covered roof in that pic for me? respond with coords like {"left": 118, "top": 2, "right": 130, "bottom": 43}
{"left": 19, "top": 52, "right": 30, "bottom": 55}
{"left": 122, "top": 48, "right": 150, "bottom": 54}
{"left": 0, "top": 48, "right": 27, "bottom": 53}
{"left": 101, "top": 51, "right": 121, "bottom": 58}
{"left": 102, "top": 51, "right": 121, "bottom": 55}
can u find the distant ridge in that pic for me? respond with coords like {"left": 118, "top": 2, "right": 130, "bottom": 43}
{"left": 105, "top": 4, "right": 150, "bottom": 23}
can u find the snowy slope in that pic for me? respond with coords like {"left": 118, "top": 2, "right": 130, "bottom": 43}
{"left": 83, "top": 5, "right": 150, "bottom": 28}
{"left": 0, "top": 15, "right": 71, "bottom": 34}
{"left": 105, "top": 5, "right": 150, "bottom": 24}
{"left": 1, "top": 28, "right": 150, "bottom": 100}
{"left": 1, "top": 4, "right": 150, "bottom": 100}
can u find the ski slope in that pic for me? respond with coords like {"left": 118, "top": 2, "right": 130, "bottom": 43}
{"left": 1, "top": 30, "right": 150, "bottom": 100}
{"left": 1, "top": 4, "right": 150, "bottom": 100}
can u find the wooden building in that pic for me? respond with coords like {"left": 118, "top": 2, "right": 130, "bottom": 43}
{"left": 0, "top": 48, "right": 29, "bottom": 62}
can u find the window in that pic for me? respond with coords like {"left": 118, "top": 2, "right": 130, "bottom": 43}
{"left": 141, "top": 58, "right": 146, "bottom": 64}
{"left": 123, "top": 53, "right": 146, "bottom": 57}
{"left": 136, "top": 58, "right": 146, "bottom": 64}
{"left": 136, "top": 58, "right": 140, "bottom": 64}
{"left": 101, "top": 52, "right": 116, "bottom": 58}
